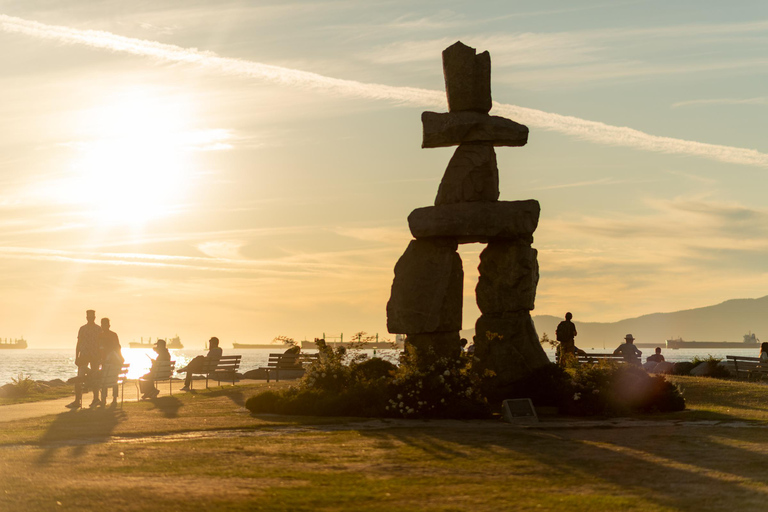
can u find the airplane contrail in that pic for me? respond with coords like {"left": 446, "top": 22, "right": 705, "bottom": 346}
{"left": 2, "top": 13, "right": 767, "bottom": 168}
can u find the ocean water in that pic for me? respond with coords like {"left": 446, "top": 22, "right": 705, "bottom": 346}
{"left": 0, "top": 346, "right": 760, "bottom": 386}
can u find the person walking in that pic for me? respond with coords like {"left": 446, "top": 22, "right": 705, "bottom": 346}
{"left": 67, "top": 309, "right": 102, "bottom": 409}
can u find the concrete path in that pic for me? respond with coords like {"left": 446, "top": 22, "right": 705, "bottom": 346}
{"left": 0, "top": 379, "right": 265, "bottom": 423}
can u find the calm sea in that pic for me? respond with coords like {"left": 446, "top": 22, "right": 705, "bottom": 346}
{"left": 0, "top": 346, "right": 761, "bottom": 386}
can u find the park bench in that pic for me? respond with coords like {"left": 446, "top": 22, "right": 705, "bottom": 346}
{"left": 576, "top": 353, "right": 628, "bottom": 364}
{"left": 186, "top": 355, "right": 242, "bottom": 389}
{"left": 136, "top": 360, "right": 176, "bottom": 398}
{"left": 726, "top": 355, "right": 768, "bottom": 380}
{"left": 261, "top": 353, "right": 319, "bottom": 382}
{"left": 92, "top": 362, "right": 130, "bottom": 407}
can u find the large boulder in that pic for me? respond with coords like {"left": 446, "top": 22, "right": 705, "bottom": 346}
{"left": 422, "top": 111, "right": 528, "bottom": 148}
{"left": 408, "top": 200, "right": 540, "bottom": 243}
{"left": 472, "top": 312, "right": 550, "bottom": 386}
{"left": 405, "top": 331, "right": 462, "bottom": 366}
{"left": 442, "top": 41, "right": 492, "bottom": 113}
{"left": 435, "top": 143, "right": 499, "bottom": 205}
{"left": 476, "top": 241, "right": 538, "bottom": 314}
{"left": 387, "top": 239, "right": 463, "bottom": 334}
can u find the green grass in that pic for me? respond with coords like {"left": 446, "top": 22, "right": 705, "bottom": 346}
{"left": 0, "top": 383, "right": 74, "bottom": 406}
{"left": 0, "top": 379, "right": 767, "bottom": 511}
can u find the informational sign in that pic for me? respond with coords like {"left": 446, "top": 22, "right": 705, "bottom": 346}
{"left": 501, "top": 398, "right": 538, "bottom": 424}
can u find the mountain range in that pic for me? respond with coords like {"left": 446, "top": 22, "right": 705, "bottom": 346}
{"left": 461, "top": 295, "right": 768, "bottom": 349}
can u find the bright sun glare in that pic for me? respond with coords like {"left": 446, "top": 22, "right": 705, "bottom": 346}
{"left": 69, "top": 89, "right": 194, "bottom": 225}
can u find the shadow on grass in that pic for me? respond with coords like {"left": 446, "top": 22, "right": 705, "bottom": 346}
{"left": 204, "top": 387, "right": 246, "bottom": 407}
{"left": 354, "top": 418, "right": 768, "bottom": 510}
{"left": 147, "top": 395, "right": 183, "bottom": 418}
{"left": 36, "top": 406, "right": 126, "bottom": 465}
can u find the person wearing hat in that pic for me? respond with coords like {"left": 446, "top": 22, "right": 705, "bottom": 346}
{"left": 614, "top": 334, "right": 643, "bottom": 365}
{"left": 177, "top": 337, "right": 223, "bottom": 391}
{"left": 67, "top": 309, "right": 103, "bottom": 409}
{"left": 139, "top": 339, "right": 171, "bottom": 399}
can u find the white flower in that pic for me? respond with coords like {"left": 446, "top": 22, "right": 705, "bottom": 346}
{"left": 573, "top": 393, "right": 581, "bottom": 401}
{"left": 333, "top": 374, "right": 338, "bottom": 379}
{"left": 438, "top": 376, "right": 445, "bottom": 383}
{"left": 443, "top": 370, "right": 450, "bottom": 376}
{"left": 399, "top": 402, "right": 404, "bottom": 408}
{"left": 397, "top": 394, "right": 403, "bottom": 399}
{"left": 321, "top": 373, "right": 326, "bottom": 378}
{"left": 466, "top": 387, "right": 472, "bottom": 394}
{"left": 385, "top": 406, "right": 389, "bottom": 410}
{"left": 440, "top": 398, "right": 445, "bottom": 403}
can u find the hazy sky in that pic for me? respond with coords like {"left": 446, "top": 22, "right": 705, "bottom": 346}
{"left": 1, "top": 1, "right": 767, "bottom": 348}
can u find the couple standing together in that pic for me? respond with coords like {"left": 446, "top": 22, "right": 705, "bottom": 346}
{"left": 68, "top": 309, "right": 123, "bottom": 408}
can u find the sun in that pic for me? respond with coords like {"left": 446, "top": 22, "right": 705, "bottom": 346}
{"left": 70, "top": 88, "right": 194, "bottom": 225}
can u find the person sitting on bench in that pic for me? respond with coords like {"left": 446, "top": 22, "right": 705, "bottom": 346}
{"left": 178, "top": 337, "right": 223, "bottom": 391}
{"left": 614, "top": 334, "right": 643, "bottom": 365}
{"left": 139, "top": 339, "right": 171, "bottom": 399}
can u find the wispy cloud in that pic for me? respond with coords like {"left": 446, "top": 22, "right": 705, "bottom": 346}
{"left": 672, "top": 97, "right": 768, "bottom": 108}
{"left": 1, "top": 13, "right": 768, "bottom": 170}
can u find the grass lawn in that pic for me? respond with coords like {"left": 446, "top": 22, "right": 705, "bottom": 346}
{"left": 0, "top": 384, "right": 74, "bottom": 406}
{"left": 0, "top": 377, "right": 766, "bottom": 511}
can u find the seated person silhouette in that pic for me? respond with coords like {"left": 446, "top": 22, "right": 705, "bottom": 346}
{"left": 646, "top": 347, "right": 665, "bottom": 364}
{"left": 177, "top": 337, "right": 223, "bottom": 391}
{"left": 139, "top": 339, "right": 171, "bottom": 399}
{"left": 613, "top": 334, "right": 643, "bottom": 365}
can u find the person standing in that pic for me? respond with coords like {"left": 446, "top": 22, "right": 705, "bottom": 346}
{"left": 556, "top": 312, "right": 578, "bottom": 365}
{"left": 98, "top": 318, "right": 124, "bottom": 406}
{"left": 67, "top": 309, "right": 102, "bottom": 409}
{"left": 614, "top": 334, "right": 643, "bottom": 365}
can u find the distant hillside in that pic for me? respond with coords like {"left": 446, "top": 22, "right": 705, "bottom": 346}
{"left": 461, "top": 296, "right": 768, "bottom": 349}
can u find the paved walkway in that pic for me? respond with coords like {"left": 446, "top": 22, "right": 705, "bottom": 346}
{"left": 0, "top": 379, "right": 264, "bottom": 423}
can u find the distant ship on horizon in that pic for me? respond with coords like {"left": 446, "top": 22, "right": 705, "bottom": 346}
{"left": 129, "top": 335, "right": 184, "bottom": 349}
{"left": 0, "top": 337, "right": 27, "bottom": 349}
{"left": 666, "top": 332, "right": 759, "bottom": 350}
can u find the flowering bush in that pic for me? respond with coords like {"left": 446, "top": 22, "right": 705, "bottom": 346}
{"left": 245, "top": 334, "right": 684, "bottom": 419}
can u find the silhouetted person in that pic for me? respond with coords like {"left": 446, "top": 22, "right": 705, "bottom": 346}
{"left": 646, "top": 346, "right": 665, "bottom": 364}
{"left": 177, "top": 337, "right": 223, "bottom": 391}
{"left": 98, "top": 318, "right": 124, "bottom": 406}
{"left": 760, "top": 342, "right": 768, "bottom": 363}
{"left": 67, "top": 309, "right": 102, "bottom": 409}
{"left": 460, "top": 338, "right": 468, "bottom": 353}
{"left": 614, "top": 334, "right": 642, "bottom": 365}
{"left": 556, "top": 312, "right": 578, "bottom": 365}
{"left": 139, "top": 339, "right": 171, "bottom": 399}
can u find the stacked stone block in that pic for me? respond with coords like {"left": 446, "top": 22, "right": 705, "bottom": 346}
{"left": 387, "top": 41, "right": 550, "bottom": 382}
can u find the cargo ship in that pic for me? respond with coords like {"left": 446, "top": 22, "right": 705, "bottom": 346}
{"left": 666, "top": 332, "right": 759, "bottom": 350}
{"left": 232, "top": 343, "right": 286, "bottom": 349}
{"left": 300, "top": 333, "right": 404, "bottom": 350}
{"left": 0, "top": 337, "right": 27, "bottom": 349}
{"left": 129, "top": 336, "right": 184, "bottom": 349}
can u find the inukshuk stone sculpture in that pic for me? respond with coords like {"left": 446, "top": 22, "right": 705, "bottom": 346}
{"left": 386, "top": 41, "right": 550, "bottom": 385}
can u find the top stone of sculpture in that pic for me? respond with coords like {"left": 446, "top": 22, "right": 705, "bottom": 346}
{"left": 443, "top": 41, "right": 492, "bottom": 113}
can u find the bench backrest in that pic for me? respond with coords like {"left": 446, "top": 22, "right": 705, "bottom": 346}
{"left": 151, "top": 360, "right": 175, "bottom": 381}
{"left": 266, "top": 353, "right": 317, "bottom": 369}
{"left": 577, "top": 353, "right": 627, "bottom": 363}
{"left": 726, "top": 355, "right": 764, "bottom": 373}
{"left": 201, "top": 355, "right": 241, "bottom": 374}
{"left": 95, "top": 363, "right": 130, "bottom": 387}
